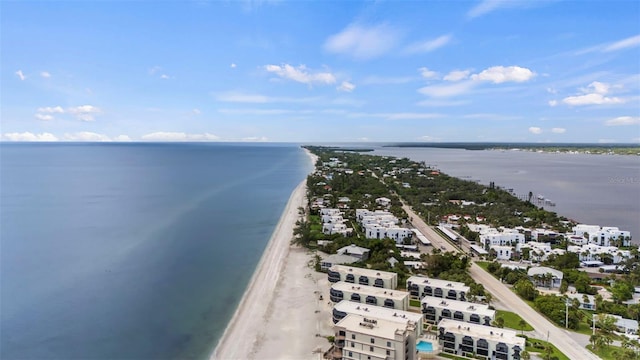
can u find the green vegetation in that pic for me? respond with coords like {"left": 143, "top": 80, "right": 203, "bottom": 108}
{"left": 526, "top": 338, "right": 570, "bottom": 360}
{"left": 409, "top": 299, "right": 420, "bottom": 307}
{"left": 496, "top": 310, "right": 533, "bottom": 332}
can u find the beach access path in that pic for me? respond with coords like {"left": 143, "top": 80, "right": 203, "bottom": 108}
{"left": 212, "top": 150, "right": 333, "bottom": 359}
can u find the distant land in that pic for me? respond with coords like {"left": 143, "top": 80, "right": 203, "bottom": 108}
{"left": 383, "top": 142, "right": 640, "bottom": 155}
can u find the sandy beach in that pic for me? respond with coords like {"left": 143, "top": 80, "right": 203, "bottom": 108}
{"left": 212, "top": 149, "right": 332, "bottom": 360}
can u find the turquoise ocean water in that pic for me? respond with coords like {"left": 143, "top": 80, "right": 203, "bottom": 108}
{"left": 1, "top": 143, "right": 312, "bottom": 360}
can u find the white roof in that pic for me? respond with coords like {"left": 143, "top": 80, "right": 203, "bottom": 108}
{"left": 421, "top": 297, "right": 495, "bottom": 318}
{"left": 334, "top": 300, "right": 423, "bottom": 324}
{"left": 438, "top": 319, "right": 525, "bottom": 346}
{"left": 322, "top": 254, "right": 359, "bottom": 265}
{"left": 470, "top": 245, "right": 488, "bottom": 255}
{"left": 332, "top": 282, "right": 409, "bottom": 301}
{"left": 338, "top": 244, "right": 370, "bottom": 256}
{"left": 407, "top": 276, "right": 470, "bottom": 293}
{"left": 527, "top": 266, "right": 563, "bottom": 279}
{"left": 330, "top": 265, "right": 396, "bottom": 281}
{"left": 336, "top": 313, "right": 414, "bottom": 339}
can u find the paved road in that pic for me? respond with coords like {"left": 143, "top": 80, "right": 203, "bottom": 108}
{"left": 402, "top": 204, "right": 601, "bottom": 360}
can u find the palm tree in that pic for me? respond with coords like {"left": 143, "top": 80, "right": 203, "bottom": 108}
{"left": 519, "top": 318, "right": 527, "bottom": 334}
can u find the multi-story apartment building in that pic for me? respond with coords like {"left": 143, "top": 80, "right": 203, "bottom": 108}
{"left": 330, "top": 282, "right": 410, "bottom": 311}
{"left": 332, "top": 300, "right": 424, "bottom": 337}
{"left": 406, "top": 276, "right": 469, "bottom": 301}
{"left": 438, "top": 319, "right": 525, "bottom": 360}
{"left": 421, "top": 297, "right": 495, "bottom": 326}
{"left": 328, "top": 265, "right": 398, "bottom": 289}
{"left": 331, "top": 313, "right": 417, "bottom": 360}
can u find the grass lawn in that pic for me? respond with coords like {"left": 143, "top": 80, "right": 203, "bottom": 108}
{"left": 409, "top": 299, "right": 421, "bottom": 307}
{"left": 475, "top": 261, "right": 491, "bottom": 271}
{"left": 526, "top": 338, "right": 570, "bottom": 360}
{"left": 586, "top": 344, "right": 621, "bottom": 360}
{"left": 496, "top": 310, "right": 534, "bottom": 332}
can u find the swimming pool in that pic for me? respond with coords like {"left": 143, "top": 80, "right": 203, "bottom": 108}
{"left": 416, "top": 340, "right": 434, "bottom": 352}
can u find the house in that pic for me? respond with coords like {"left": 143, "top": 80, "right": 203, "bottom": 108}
{"left": 564, "top": 293, "right": 596, "bottom": 310}
{"left": 492, "top": 245, "right": 513, "bottom": 260}
{"left": 375, "top": 197, "right": 392, "bottom": 207}
{"left": 597, "top": 314, "right": 639, "bottom": 335}
{"left": 337, "top": 244, "right": 370, "bottom": 260}
{"left": 528, "top": 266, "right": 564, "bottom": 288}
{"left": 406, "top": 276, "right": 470, "bottom": 301}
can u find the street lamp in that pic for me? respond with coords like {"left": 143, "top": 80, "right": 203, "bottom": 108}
{"left": 565, "top": 298, "right": 570, "bottom": 329}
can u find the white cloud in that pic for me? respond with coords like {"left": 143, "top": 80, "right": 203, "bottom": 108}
{"left": 149, "top": 66, "right": 162, "bottom": 75}
{"left": 603, "top": 34, "right": 640, "bottom": 52}
{"left": 348, "top": 112, "right": 442, "bottom": 120}
{"left": 562, "top": 93, "right": 623, "bottom": 106}
{"left": 419, "top": 67, "right": 438, "bottom": 80}
{"left": 605, "top": 116, "right": 640, "bottom": 126}
{"left": 37, "top": 106, "right": 65, "bottom": 114}
{"left": 405, "top": 34, "right": 452, "bottom": 54}
{"left": 141, "top": 132, "right": 220, "bottom": 141}
{"left": 324, "top": 23, "right": 400, "bottom": 60}
{"left": 419, "top": 135, "right": 440, "bottom": 141}
{"left": 560, "top": 81, "right": 625, "bottom": 106}
{"left": 528, "top": 127, "right": 543, "bottom": 134}
{"left": 64, "top": 132, "right": 112, "bottom": 142}
{"left": 337, "top": 81, "right": 356, "bottom": 92}
{"left": 361, "top": 75, "right": 415, "bottom": 85}
{"left": 192, "top": 108, "right": 201, "bottom": 115}
{"left": 3, "top": 132, "right": 58, "bottom": 142}
{"left": 40, "top": 71, "right": 51, "bottom": 78}
{"left": 548, "top": 100, "right": 558, "bottom": 107}
{"left": 467, "top": 0, "right": 510, "bottom": 18}
{"left": 418, "top": 80, "right": 476, "bottom": 98}
{"left": 241, "top": 136, "right": 269, "bottom": 142}
{"left": 114, "top": 135, "right": 132, "bottom": 141}
{"left": 67, "top": 105, "right": 102, "bottom": 121}
{"left": 15, "top": 70, "right": 25, "bottom": 81}
{"left": 160, "top": 74, "right": 170, "bottom": 79}
{"left": 443, "top": 70, "right": 471, "bottom": 82}
{"left": 551, "top": 127, "right": 566, "bottom": 134}
{"left": 471, "top": 66, "right": 536, "bottom": 83}
{"left": 35, "top": 114, "right": 54, "bottom": 121}
{"left": 218, "top": 108, "right": 295, "bottom": 115}
{"left": 230, "top": 63, "right": 237, "bottom": 68}
{"left": 264, "top": 64, "right": 336, "bottom": 85}
{"left": 417, "top": 99, "right": 469, "bottom": 107}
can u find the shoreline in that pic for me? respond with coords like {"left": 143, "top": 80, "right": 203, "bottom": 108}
{"left": 211, "top": 148, "right": 322, "bottom": 359}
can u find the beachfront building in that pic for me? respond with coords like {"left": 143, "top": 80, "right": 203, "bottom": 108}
{"left": 328, "top": 265, "right": 398, "bottom": 289}
{"left": 567, "top": 244, "right": 631, "bottom": 264}
{"left": 320, "top": 254, "right": 360, "bottom": 272}
{"left": 407, "top": 276, "right": 469, "bottom": 301}
{"left": 437, "top": 319, "right": 525, "bottom": 359}
{"left": 337, "top": 244, "right": 370, "bottom": 261}
{"left": 321, "top": 208, "right": 353, "bottom": 236}
{"left": 330, "top": 282, "right": 410, "bottom": 311}
{"left": 356, "top": 209, "right": 412, "bottom": 244}
{"left": 527, "top": 267, "right": 563, "bottom": 288}
{"left": 329, "top": 313, "right": 418, "bottom": 360}
{"left": 332, "top": 300, "right": 424, "bottom": 336}
{"left": 421, "top": 297, "right": 495, "bottom": 326}
{"left": 572, "top": 224, "right": 632, "bottom": 247}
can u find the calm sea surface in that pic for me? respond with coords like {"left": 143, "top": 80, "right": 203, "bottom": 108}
{"left": 1, "top": 143, "right": 312, "bottom": 360}
{"left": 374, "top": 147, "right": 640, "bottom": 240}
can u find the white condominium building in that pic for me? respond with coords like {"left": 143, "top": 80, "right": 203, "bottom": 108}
{"left": 328, "top": 265, "right": 398, "bottom": 289}
{"left": 438, "top": 319, "right": 525, "bottom": 360}
{"left": 421, "top": 297, "right": 495, "bottom": 326}
{"left": 330, "top": 282, "right": 410, "bottom": 311}
{"left": 406, "top": 276, "right": 469, "bottom": 302}
{"left": 331, "top": 313, "right": 417, "bottom": 360}
{"left": 332, "top": 300, "right": 424, "bottom": 337}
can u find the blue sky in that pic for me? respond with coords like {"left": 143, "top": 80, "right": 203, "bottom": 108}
{"left": 2, "top": 0, "right": 639, "bottom": 142}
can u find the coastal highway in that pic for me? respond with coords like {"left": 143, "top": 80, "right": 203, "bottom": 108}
{"left": 402, "top": 203, "right": 601, "bottom": 360}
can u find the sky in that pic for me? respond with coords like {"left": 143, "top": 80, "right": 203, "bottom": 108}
{"left": 1, "top": 0, "right": 639, "bottom": 143}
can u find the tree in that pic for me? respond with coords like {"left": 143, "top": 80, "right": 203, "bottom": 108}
{"left": 519, "top": 319, "right": 528, "bottom": 334}
{"left": 515, "top": 278, "right": 538, "bottom": 301}
{"left": 493, "top": 316, "right": 505, "bottom": 328}
{"left": 521, "top": 350, "right": 531, "bottom": 360}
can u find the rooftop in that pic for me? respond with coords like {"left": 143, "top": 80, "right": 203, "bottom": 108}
{"left": 421, "top": 297, "right": 495, "bottom": 317}
{"left": 331, "top": 265, "right": 397, "bottom": 281}
{"left": 527, "top": 266, "right": 564, "bottom": 279}
{"left": 407, "top": 275, "right": 470, "bottom": 293}
{"left": 334, "top": 300, "right": 423, "bottom": 324}
{"left": 332, "top": 282, "right": 410, "bottom": 300}
{"left": 336, "top": 313, "right": 414, "bottom": 340}
{"left": 438, "top": 319, "right": 525, "bottom": 346}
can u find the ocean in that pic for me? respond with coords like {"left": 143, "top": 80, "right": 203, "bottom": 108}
{"left": 0, "top": 143, "right": 312, "bottom": 360}
{"left": 373, "top": 147, "right": 640, "bottom": 240}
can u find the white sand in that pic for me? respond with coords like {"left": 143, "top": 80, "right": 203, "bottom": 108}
{"left": 212, "top": 148, "right": 332, "bottom": 360}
